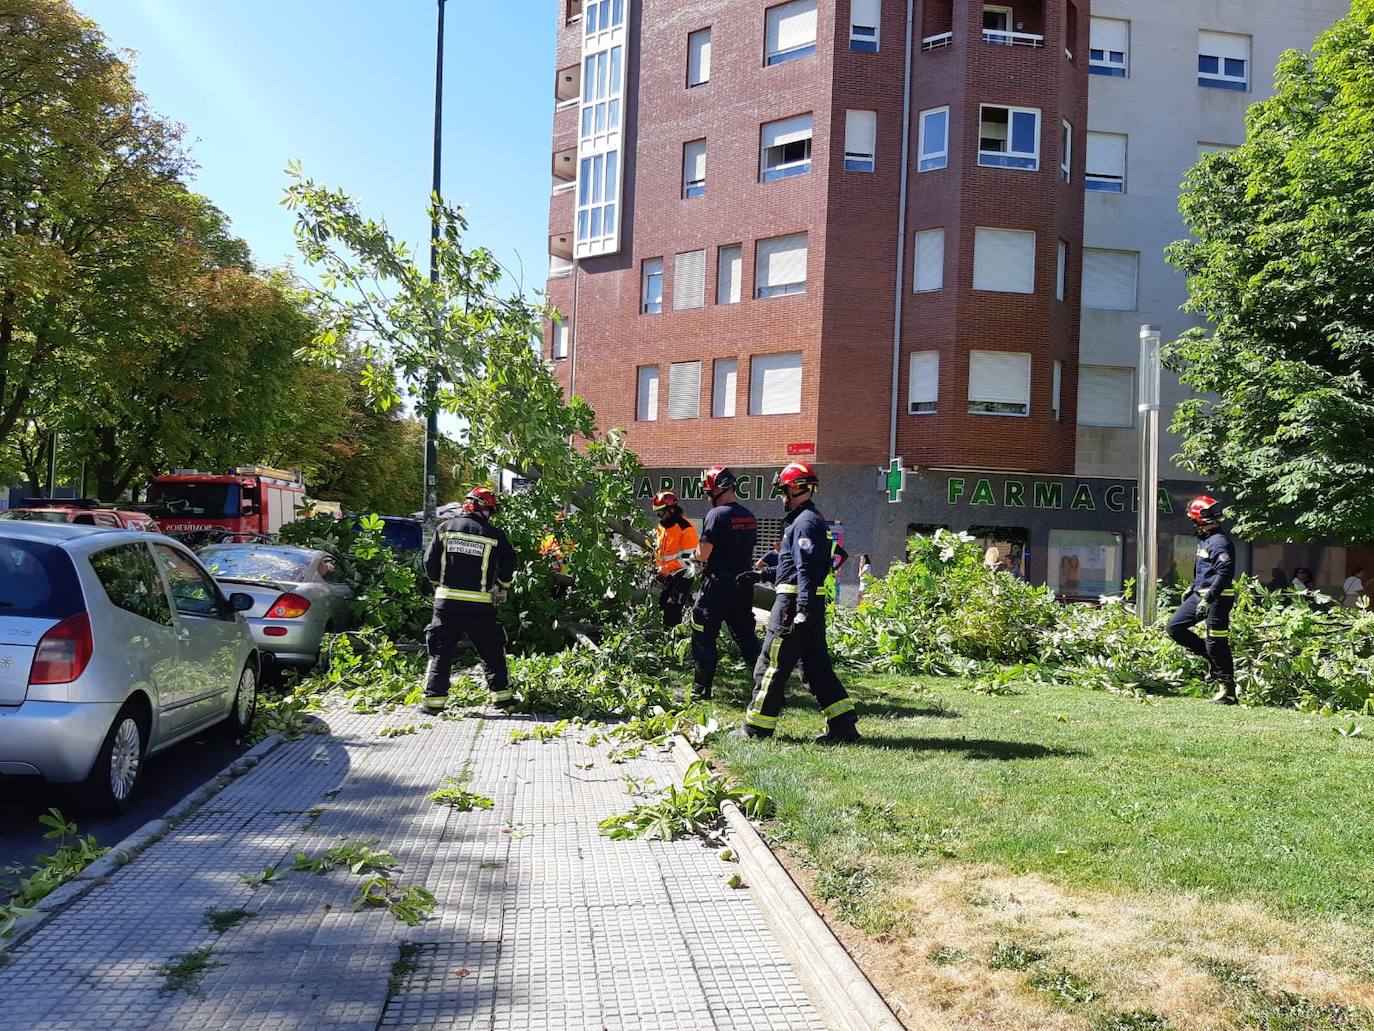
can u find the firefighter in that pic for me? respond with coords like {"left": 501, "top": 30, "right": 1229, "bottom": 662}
{"left": 737, "top": 462, "right": 860, "bottom": 743}
{"left": 689, "top": 467, "right": 762, "bottom": 699}
{"left": 1166, "top": 495, "right": 1238, "bottom": 705}
{"left": 421, "top": 486, "right": 517, "bottom": 714}
{"left": 652, "top": 491, "right": 700, "bottom": 628}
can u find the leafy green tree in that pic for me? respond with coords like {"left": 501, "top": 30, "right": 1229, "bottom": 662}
{"left": 1166, "top": 0, "right": 1374, "bottom": 541}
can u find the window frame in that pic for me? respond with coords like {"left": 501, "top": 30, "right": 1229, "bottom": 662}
{"left": 754, "top": 233, "right": 809, "bottom": 299}
{"left": 748, "top": 351, "right": 804, "bottom": 416}
{"left": 636, "top": 365, "right": 660, "bottom": 422}
{"left": 1077, "top": 365, "right": 1136, "bottom": 428}
{"left": 682, "top": 139, "right": 707, "bottom": 198}
{"left": 1088, "top": 16, "right": 1129, "bottom": 77}
{"left": 1085, "top": 131, "right": 1127, "bottom": 193}
{"left": 89, "top": 543, "right": 173, "bottom": 627}
{"left": 913, "top": 228, "right": 945, "bottom": 293}
{"left": 764, "top": 0, "right": 819, "bottom": 66}
{"left": 844, "top": 109, "right": 877, "bottom": 173}
{"left": 1061, "top": 120, "right": 1072, "bottom": 183}
{"left": 917, "top": 106, "right": 949, "bottom": 172}
{"left": 152, "top": 544, "right": 228, "bottom": 621}
{"left": 977, "top": 104, "right": 1041, "bottom": 171}
{"left": 687, "top": 27, "right": 712, "bottom": 87}
{"left": 668, "top": 360, "right": 702, "bottom": 420}
{"left": 1198, "top": 31, "right": 1250, "bottom": 91}
{"left": 760, "top": 114, "right": 814, "bottom": 182}
{"left": 967, "top": 350, "right": 1032, "bottom": 418}
{"left": 849, "top": 0, "right": 880, "bottom": 52}
{"left": 972, "top": 227, "right": 1037, "bottom": 295}
{"left": 716, "top": 244, "right": 743, "bottom": 305}
{"left": 908, "top": 350, "right": 939, "bottom": 415}
{"left": 641, "top": 257, "right": 664, "bottom": 314}
{"left": 712, "top": 358, "right": 738, "bottom": 418}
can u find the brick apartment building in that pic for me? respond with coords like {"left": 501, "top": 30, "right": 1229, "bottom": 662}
{"left": 542, "top": 0, "right": 1355, "bottom": 595}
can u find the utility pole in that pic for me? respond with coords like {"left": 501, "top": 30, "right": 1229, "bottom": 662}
{"left": 422, "top": 0, "right": 447, "bottom": 532}
{"left": 1136, "top": 325, "right": 1163, "bottom": 625}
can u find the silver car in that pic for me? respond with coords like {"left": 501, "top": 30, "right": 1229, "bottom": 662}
{"left": 197, "top": 545, "right": 355, "bottom": 670}
{"left": 0, "top": 524, "right": 260, "bottom": 811}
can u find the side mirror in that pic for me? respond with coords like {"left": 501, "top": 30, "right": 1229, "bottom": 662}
{"left": 229, "top": 592, "right": 254, "bottom": 612}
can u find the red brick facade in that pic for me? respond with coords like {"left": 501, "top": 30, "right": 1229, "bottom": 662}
{"left": 546, "top": 0, "right": 1088, "bottom": 475}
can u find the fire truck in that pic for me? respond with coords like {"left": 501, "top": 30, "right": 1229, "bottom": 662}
{"left": 149, "top": 466, "right": 308, "bottom": 539}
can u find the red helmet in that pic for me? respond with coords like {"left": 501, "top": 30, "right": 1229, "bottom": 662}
{"left": 651, "top": 490, "right": 679, "bottom": 512}
{"left": 1186, "top": 495, "right": 1223, "bottom": 526}
{"left": 464, "top": 486, "right": 499, "bottom": 516}
{"left": 701, "top": 467, "right": 738, "bottom": 499}
{"left": 774, "top": 461, "right": 820, "bottom": 496}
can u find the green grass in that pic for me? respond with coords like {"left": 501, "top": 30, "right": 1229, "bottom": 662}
{"left": 707, "top": 673, "right": 1373, "bottom": 924}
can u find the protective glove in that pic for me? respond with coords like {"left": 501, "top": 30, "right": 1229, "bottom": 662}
{"left": 793, "top": 607, "right": 810, "bottom": 628}
{"left": 492, "top": 587, "right": 508, "bottom": 604}
{"left": 735, "top": 570, "right": 762, "bottom": 588}
{"left": 1195, "top": 594, "right": 1211, "bottom": 617}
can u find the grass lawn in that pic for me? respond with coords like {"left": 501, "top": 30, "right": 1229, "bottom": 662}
{"left": 705, "top": 672, "right": 1374, "bottom": 1031}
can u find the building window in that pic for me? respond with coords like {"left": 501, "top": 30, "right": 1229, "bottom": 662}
{"left": 968, "top": 350, "right": 1031, "bottom": 416}
{"left": 575, "top": 26, "right": 625, "bottom": 259}
{"left": 1077, "top": 365, "right": 1135, "bottom": 428}
{"left": 844, "top": 110, "right": 877, "bottom": 172}
{"left": 1199, "top": 141, "right": 1238, "bottom": 157}
{"left": 668, "top": 360, "right": 702, "bottom": 420}
{"left": 1199, "top": 31, "right": 1249, "bottom": 91}
{"left": 584, "top": 0, "right": 625, "bottom": 35}
{"left": 850, "top": 0, "right": 880, "bottom": 51}
{"left": 673, "top": 249, "right": 706, "bottom": 310}
{"left": 750, "top": 352, "right": 803, "bottom": 415}
{"left": 982, "top": 4, "right": 1012, "bottom": 40}
{"left": 1085, "top": 131, "right": 1126, "bottom": 192}
{"left": 717, "top": 245, "right": 742, "bottom": 305}
{"left": 1082, "top": 248, "right": 1138, "bottom": 311}
{"left": 761, "top": 114, "right": 813, "bottom": 181}
{"left": 908, "top": 351, "right": 939, "bottom": 414}
{"left": 636, "top": 365, "right": 659, "bottom": 421}
{"left": 687, "top": 28, "right": 711, "bottom": 86}
{"left": 567, "top": 0, "right": 583, "bottom": 24}
{"left": 918, "top": 106, "right": 948, "bottom": 172}
{"left": 755, "top": 233, "right": 808, "bottom": 298}
{"left": 641, "top": 257, "right": 664, "bottom": 314}
{"left": 914, "top": 228, "right": 944, "bottom": 292}
{"left": 552, "top": 322, "right": 569, "bottom": 360}
{"left": 1052, "top": 359, "right": 1063, "bottom": 420}
{"left": 683, "top": 139, "right": 707, "bottom": 198}
{"left": 972, "top": 228, "right": 1036, "bottom": 294}
{"left": 1090, "top": 17, "right": 1128, "bottom": 76}
{"left": 978, "top": 105, "right": 1040, "bottom": 170}
{"left": 712, "top": 358, "right": 738, "bottom": 417}
{"left": 765, "top": 0, "right": 817, "bottom": 66}
{"left": 576, "top": 150, "right": 621, "bottom": 254}
{"left": 1061, "top": 120, "right": 1072, "bottom": 183}
{"left": 1056, "top": 239, "right": 1066, "bottom": 301}
{"left": 1048, "top": 530, "right": 1123, "bottom": 598}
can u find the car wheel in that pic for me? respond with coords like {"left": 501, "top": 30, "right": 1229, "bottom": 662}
{"left": 84, "top": 703, "right": 147, "bottom": 814}
{"left": 226, "top": 661, "right": 259, "bottom": 736}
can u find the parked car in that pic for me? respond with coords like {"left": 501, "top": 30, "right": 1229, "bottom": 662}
{"left": 0, "top": 523, "right": 260, "bottom": 811}
{"left": 349, "top": 515, "right": 423, "bottom": 552}
{"left": 196, "top": 544, "right": 356, "bottom": 670}
{"left": 1, "top": 498, "right": 157, "bottom": 532}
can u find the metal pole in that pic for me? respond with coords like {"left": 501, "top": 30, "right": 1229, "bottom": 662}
{"left": 1136, "top": 325, "right": 1162, "bottom": 624}
{"left": 47, "top": 431, "right": 58, "bottom": 498}
{"left": 422, "top": 0, "right": 446, "bottom": 529}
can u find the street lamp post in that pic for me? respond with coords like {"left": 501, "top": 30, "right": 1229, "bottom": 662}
{"left": 422, "top": 0, "right": 447, "bottom": 531}
{"left": 1136, "top": 325, "right": 1163, "bottom": 625}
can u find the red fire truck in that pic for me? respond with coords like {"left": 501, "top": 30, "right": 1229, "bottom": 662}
{"left": 149, "top": 466, "right": 307, "bottom": 539}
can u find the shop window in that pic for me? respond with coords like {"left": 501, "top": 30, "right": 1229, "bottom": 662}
{"left": 1047, "top": 530, "right": 1123, "bottom": 598}
{"left": 969, "top": 525, "right": 1028, "bottom": 579}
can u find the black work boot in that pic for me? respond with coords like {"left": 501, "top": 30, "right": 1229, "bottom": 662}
{"left": 419, "top": 695, "right": 448, "bottom": 714}
{"left": 692, "top": 684, "right": 713, "bottom": 702}
{"left": 814, "top": 722, "right": 862, "bottom": 745}
{"left": 1208, "top": 680, "right": 1238, "bottom": 706}
{"left": 730, "top": 725, "right": 770, "bottom": 740}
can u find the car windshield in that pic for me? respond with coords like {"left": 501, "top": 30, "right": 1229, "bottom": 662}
{"left": 198, "top": 548, "right": 314, "bottom": 582}
{"left": 0, "top": 510, "right": 69, "bottom": 522}
{"left": 0, "top": 539, "right": 83, "bottom": 619}
{"left": 148, "top": 482, "right": 241, "bottom": 518}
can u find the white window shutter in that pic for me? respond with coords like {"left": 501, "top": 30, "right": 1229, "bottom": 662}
{"left": 1200, "top": 30, "right": 1249, "bottom": 61}
{"left": 767, "top": 0, "right": 817, "bottom": 56}
{"left": 750, "top": 352, "right": 803, "bottom": 415}
{"left": 761, "top": 114, "right": 813, "bottom": 150}
{"left": 673, "top": 250, "right": 706, "bottom": 309}
{"left": 553, "top": 322, "right": 569, "bottom": 359}
{"left": 1090, "top": 17, "right": 1128, "bottom": 53}
{"left": 845, "top": 110, "right": 877, "bottom": 158}
{"left": 712, "top": 359, "right": 737, "bottom": 417}
{"left": 688, "top": 29, "right": 711, "bottom": 85}
{"left": 908, "top": 351, "right": 939, "bottom": 410}
{"left": 756, "top": 234, "right": 808, "bottom": 294}
{"left": 668, "top": 361, "right": 701, "bottom": 420}
{"left": 1086, "top": 132, "right": 1126, "bottom": 179}
{"left": 637, "top": 366, "right": 659, "bottom": 421}
{"left": 1082, "top": 249, "right": 1138, "bottom": 310}
{"left": 1052, "top": 360, "right": 1063, "bottom": 418}
{"left": 1056, "top": 240, "right": 1066, "bottom": 301}
{"left": 969, "top": 352, "right": 1031, "bottom": 406}
{"left": 683, "top": 140, "right": 706, "bottom": 188}
{"left": 973, "top": 228, "right": 1036, "bottom": 294}
{"left": 914, "top": 229, "right": 944, "bottom": 292}
{"left": 1077, "top": 366, "right": 1135, "bottom": 427}
{"left": 851, "top": 0, "right": 880, "bottom": 27}
{"left": 717, "top": 245, "right": 742, "bottom": 304}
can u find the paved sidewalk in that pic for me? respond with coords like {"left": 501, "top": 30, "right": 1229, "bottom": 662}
{"left": 0, "top": 708, "right": 822, "bottom": 1030}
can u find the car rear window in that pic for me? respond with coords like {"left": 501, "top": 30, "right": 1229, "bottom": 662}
{"left": 0, "top": 510, "right": 68, "bottom": 523}
{"left": 198, "top": 548, "right": 314, "bottom": 581}
{"left": 0, "top": 539, "right": 84, "bottom": 619}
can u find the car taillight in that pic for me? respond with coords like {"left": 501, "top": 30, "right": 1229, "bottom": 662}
{"left": 267, "top": 593, "right": 311, "bottom": 619}
{"left": 29, "top": 612, "right": 94, "bottom": 685}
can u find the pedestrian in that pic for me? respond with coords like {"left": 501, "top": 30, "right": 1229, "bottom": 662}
{"left": 688, "top": 467, "right": 762, "bottom": 700}
{"left": 1165, "top": 496, "right": 1238, "bottom": 705}
{"left": 421, "top": 486, "right": 517, "bottom": 714}
{"left": 856, "top": 552, "right": 873, "bottom": 606}
{"left": 736, "top": 462, "right": 860, "bottom": 744}
{"left": 826, "top": 541, "right": 848, "bottom": 605}
{"left": 1343, "top": 566, "right": 1366, "bottom": 609}
{"left": 1265, "top": 567, "right": 1287, "bottom": 592}
{"left": 651, "top": 490, "right": 699, "bottom": 628}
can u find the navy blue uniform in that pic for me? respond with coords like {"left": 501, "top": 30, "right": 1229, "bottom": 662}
{"left": 1166, "top": 527, "right": 1236, "bottom": 685}
{"left": 690, "top": 501, "right": 761, "bottom": 696}
{"left": 745, "top": 500, "right": 856, "bottom": 736}
{"left": 423, "top": 512, "right": 517, "bottom": 705}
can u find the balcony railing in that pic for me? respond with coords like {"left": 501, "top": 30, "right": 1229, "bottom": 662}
{"left": 922, "top": 31, "right": 953, "bottom": 50}
{"left": 982, "top": 29, "right": 1044, "bottom": 47}
{"left": 555, "top": 97, "right": 579, "bottom": 112}
{"left": 552, "top": 181, "right": 576, "bottom": 196}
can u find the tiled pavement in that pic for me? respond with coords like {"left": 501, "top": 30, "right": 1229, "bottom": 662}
{"left": 0, "top": 709, "right": 823, "bottom": 1030}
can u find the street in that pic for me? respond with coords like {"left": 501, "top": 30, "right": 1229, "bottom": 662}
{"left": 0, "top": 732, "right": 251, "bottom": 886}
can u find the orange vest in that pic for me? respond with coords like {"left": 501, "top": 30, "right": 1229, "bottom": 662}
{"left": 655, "top": 517, "right": 699, "bottom": 575}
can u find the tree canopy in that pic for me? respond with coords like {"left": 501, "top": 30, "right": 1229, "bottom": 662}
{"left": 1166, "top": 0, "right": 1374, "bottom": 542}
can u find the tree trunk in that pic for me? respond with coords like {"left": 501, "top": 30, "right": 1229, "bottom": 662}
{"left": 95, "top": 426, "right": 120, "bottom": 502}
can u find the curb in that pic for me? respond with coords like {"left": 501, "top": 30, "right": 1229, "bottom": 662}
{"left": 670, "top": 735, "right": 905, "bottom": 1031}
{"left": 0, "top": 733, "right": 286, "bottom": 956}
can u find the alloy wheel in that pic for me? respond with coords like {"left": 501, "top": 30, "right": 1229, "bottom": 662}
{"left": 109, "top": 718, "right": 142, "bottom": 802}
{"left": 237, "top": 666, "right": 257, "bottom": 726}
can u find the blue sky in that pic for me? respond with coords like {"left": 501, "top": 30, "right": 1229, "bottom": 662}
{"left": 75, "top": 0, "right": 554, "bottom": 292}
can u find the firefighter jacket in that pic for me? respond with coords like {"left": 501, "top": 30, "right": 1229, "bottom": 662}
{"left": 774, "top": 500, "right": 834, "bottom": 608}
{"left": 424, "top": 513, "right": 517, "bottom": 604}
{"left": 655, "top": 515, "right": 700, "bottom": 576}
{"left": 1190, "top": 528, "right": 1236, "bottom": 601}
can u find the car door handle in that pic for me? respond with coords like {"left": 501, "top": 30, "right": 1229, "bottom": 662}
{"left": 177, "top": 627, "right": 192, "bottom": 643}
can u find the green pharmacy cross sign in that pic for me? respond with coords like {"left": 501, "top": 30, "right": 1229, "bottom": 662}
{"left": 884, "top": 458, "right": 906, "bottom": 504}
